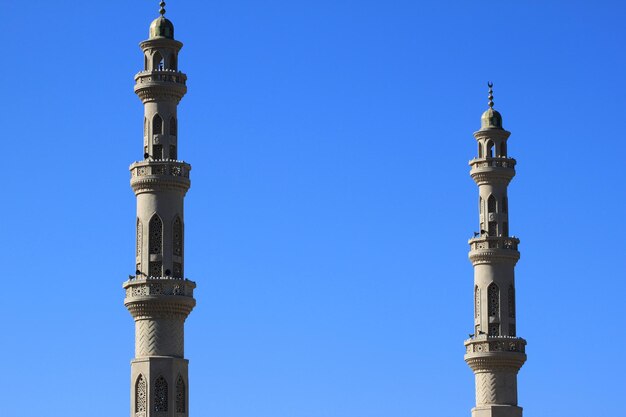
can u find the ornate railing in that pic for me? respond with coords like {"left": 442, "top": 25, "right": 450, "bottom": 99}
{"left": 124, "top": 277, "right": 195, "bottom": 298}
{"left": 464, "top": 335, "right": 526, "bottom": 354}
{"left": 134, "top": 69, "right": 187, "bottom": 86}
{"left": 468, "top": 236, "right": 519, "bottom": 251}
{"left": 469, "top": 157, "right": 516, "bottom": 169}
{"left": 130, "top": 160, "right": 190, "bottom": 179}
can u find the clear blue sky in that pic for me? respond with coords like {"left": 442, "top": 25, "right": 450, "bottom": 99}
{"left": 3, "top": 1, "right": 625, "bottom": 416}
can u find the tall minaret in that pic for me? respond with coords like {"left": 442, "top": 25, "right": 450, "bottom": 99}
{"left": 123, "top": 2, "right": 196, "bottom": 417}
{"left": 464, "top": 84, "right": 527, "bottom": 417}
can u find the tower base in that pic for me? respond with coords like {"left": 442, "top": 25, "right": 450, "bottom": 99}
{"left": 472, "top": 405, "right": 522, "bottom": 417}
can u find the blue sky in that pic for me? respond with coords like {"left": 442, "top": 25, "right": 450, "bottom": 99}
{"left": 3, "top": 1, "right": 626, "bottom": 416}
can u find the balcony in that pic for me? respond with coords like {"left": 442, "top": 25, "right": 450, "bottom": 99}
{"left": 129, "top": 160, "right": 191, "bottom": 194}
{"left": 468, "top": 236, "right": 520, "bottom": 265}
{"left": 134, "top": 69, "right": 188, "bottom": 103}
{"left": 469, "top": 157, "right": 516, "bottom": 185}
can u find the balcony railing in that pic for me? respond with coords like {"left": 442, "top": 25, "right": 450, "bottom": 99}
{"left": 469, "top": 157, "right": 516, "bottom": 169}
{"left": 130, "top": 160, "right": 190, "bottom": 179}
{"left": 468, "top": 236, "right": 519, "bottom": 251}
{"left": 134, "top": 69, "right": 187, "bottom": 86}
{"left": 464, "top": 335, "right": 526, "bottom": 354}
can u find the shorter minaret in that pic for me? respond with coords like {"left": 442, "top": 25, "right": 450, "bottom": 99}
{"left": 464, "top": 84, "right": 527, "bottom": 417}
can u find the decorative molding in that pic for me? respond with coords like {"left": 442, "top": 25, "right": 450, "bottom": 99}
{"left": 468, "top": 249, "right": 520, "bottom": 265}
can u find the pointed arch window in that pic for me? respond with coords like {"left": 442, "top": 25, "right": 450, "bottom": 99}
{"left": 149, "top": 215, "right": 163, "bottom": 255}
{"left": 135, "top": 374, "right": 147, "bottom": 414}
{"left": 487, "top": 195, "right": 496, "bottom": 213}
{"left": 486, "top": 140, "right": 494, "bottom": 158}
{"left": 154, "top": 376, "right": 168, "bottom": 412}
{"left": 153, "top": 51, "right": 164, "bottom": 70}
{"left": 508, "top": 285, "right": 515, "bottom": 318}
{"left": 173, "top": 216, "right": 183, "bottom": 257}
{"left": 479, "top": 196, "right": 483, "bottom": 214}
{"left": 153, "top": 114, "right": 163, "bottom": 135}
{"left": 474, "top": 286, "right": 480, "bottom": 319}
{"left": 488, "top": 283, "right": 500, "bottom": 318}
{"left": 170, "top": 117, "right": 177, "bottom": 136}
{"left": 176, "top": 375, "right": 186, "bottom": 413}
{"left": 136, "top": 218, "right": 143, "bottom": 258}
{"left": 149, "top": 215, "right": 163, "bottom": 277}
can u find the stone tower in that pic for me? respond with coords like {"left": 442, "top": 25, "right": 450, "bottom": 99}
{"left": 464, "top": 84, "right": 527, "bottom": 417}
{"left": 123, "top": 2, "right": 196, "bottom": 417}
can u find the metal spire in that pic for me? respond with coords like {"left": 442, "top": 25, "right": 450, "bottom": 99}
{"left": 487, "top": 81, "right": 494, "bottom": 108}
{"left": 159, "top": 1, "right": 166, "bottom": 16}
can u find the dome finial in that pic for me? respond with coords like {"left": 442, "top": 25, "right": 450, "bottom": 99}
{"left": 480, "top": 81, "right": 503, "bottom": 130}
{"left": 159, "top": 1, "right": 166, "bottom": 16}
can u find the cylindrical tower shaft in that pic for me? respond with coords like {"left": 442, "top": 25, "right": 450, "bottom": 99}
{"left": 124, "top": 3, "right": 196, "bottom": 417}
{"left": 464, "top": 84, "right": 527, "bottom": 417}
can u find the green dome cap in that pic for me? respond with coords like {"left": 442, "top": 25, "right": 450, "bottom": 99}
{"left": 149, "top": 16, "right": 174, "bottom": 39}
{"left": 481, "top": 108, "right": 503, "bottom": 130}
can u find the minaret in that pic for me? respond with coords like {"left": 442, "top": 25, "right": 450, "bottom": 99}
{"left": 464, "top": 84, "right": 527, "bottom": 417}
{"left": 123, "top": 2, "right": 195, "bottom": 417}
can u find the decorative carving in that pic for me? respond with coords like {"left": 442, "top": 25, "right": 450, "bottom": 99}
{"left": 130, "top": 176, "right": 191, "bottom": 195}
{"left": 149, "top": 261, "right": 162, "bottom": 277}
{"left": 474, "top": 286, "right": 480, "bottom": 319}
{"left": 468, "top": 249, "right": 520, "bottom": 266}
{"left": 488, "top": 283, "right": 499, "bottom": 317}
{"left": 134, "top": 70, "right": 188, "bottom": 104}
{"left": 131, "top": 162, "right": 190, "bottom": 178}
{"left": 176, "top": 375, "right": 186, "bottom": 413}
{"left": 137, "top": 218, "right": 143, "bottom": 258}
{"left": 173, "top": 216, "right": 183, "bottom": 257}
{"left": 477, "top": 373, "right": 497, "bottom": 404}
{"left": 135, "top": 374, "right": 147, "bottom": 413}
{"left": 464, "top": 336, "right": 526, "bottom": 355}
{"left": 468, "top": 236, "right": 519, "bottom": 251}
{"left": 508, "top": 285, "right": 515, "bottom": 318}
{"left": 154, "top": 376, "right": 168, "bottom": 412}
{"left": 136, "top": 319, "right": 184, "bottom": 357}
{"left": 149, "top": 215, "right": 163, "bottom": 255}
{"left": 153, "top": 144, "right": 163, "bottom": 160}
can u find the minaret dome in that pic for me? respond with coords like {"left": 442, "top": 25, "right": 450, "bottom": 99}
{"left": 149, "top": 1, "right": 174, "bottom": 39}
